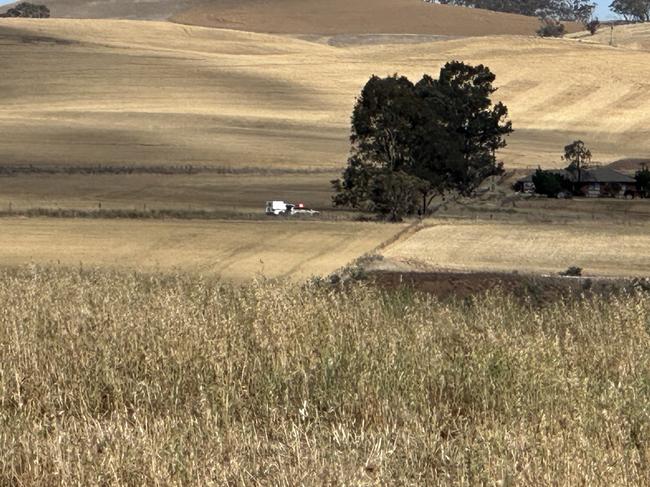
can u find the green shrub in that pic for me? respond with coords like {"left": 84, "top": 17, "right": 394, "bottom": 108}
{"left": 586, "top": 19, "right": 601, "bottom": 35}
{"left": 635, "top": 165, "right": 650, "bottom": 198}
{"left": 537, "top": 19, "right": 566, "bottom": 37}
{"left": 560, "top": 266, "right": 583, "bottom": 276}
{"left": 532, "top": 168, "right": 572, "bottom": 197}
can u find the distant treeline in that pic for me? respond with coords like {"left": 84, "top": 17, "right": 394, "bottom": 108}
{"left": 0, "top": 2, "right": 50, "bottom": 18}
{"left": 610, "top": 0, "right": 650, "bottom": 21}
{"left": 430, "top": 0, "right": 596, "bottom": 22}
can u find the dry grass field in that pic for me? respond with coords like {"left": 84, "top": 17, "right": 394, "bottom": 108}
{"left": 9, "top": 0, "right": 205, "bottom": 20}
{"left": 0, "top": 218, "right": 403, "bottom": 280}
{"left": 570, "top": 22, "right": 650, "bottom": 51}
{"left": 2, "top": 18, "right": 650, "bottom": 175}
{"left": 436, "top": 187, "right": 650, "bottom": 224}
{"left": 0, "top": 19, "right": 348, "bottom": 170}
{"left": 173, "top": 0, "right": 573, "bottom": 36}
{"left": 15, "top": 0, "right": 579, "bottom": 36}
{"left": 0, "top": 17, "right": 648, "bottom": 278}
{"left": 2, "top": 8, "right": 650, "bottom": 483}
{"left": 380, "top": 220, "right": 650, "bottom": 277}
{"left": 1, "top": 267, "right": 649, "bottom": 484}
{"left": 0, "top": 172, "right": 338, "bottom": 214}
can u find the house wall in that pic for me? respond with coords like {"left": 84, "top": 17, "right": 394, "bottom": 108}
{"left": 580, "top": 182, "right": 637, "bottom": 198}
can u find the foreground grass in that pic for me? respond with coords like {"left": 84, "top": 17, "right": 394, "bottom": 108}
{"left": 1, "top": 267, "right": 649, "bottom": 485}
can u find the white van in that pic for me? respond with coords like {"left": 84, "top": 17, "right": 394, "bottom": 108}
{"left": 265, "top": 201, "right": 289, "bottom": 215}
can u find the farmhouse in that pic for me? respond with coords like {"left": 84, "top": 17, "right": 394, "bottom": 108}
{"left": 516, "top": 167, "right": 637, "bottom": 198}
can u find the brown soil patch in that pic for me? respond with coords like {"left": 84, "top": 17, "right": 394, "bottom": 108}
{"left": 370, "top": 270, "right": 643, "bottom": 303}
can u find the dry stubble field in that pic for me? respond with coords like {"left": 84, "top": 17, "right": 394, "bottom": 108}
{"left": 36, "top": 0, "right": 579, "bottom": 36}
{"left": 1, "top": 18, "right": 650, "bottom": 279}
{"left": 570, "top": 22, "right": 650, "bottom": 51}
{"left": 2, "top": 18, "right": 650, "bottom": 172}
{"left": 2, "top": 19, "right": 650, "bottom": 218}
{"left": 0, "top": 172, "right": 338, "bottom": 214}
{"left": 0, "top": 218, "right": 404, "bottom": 280}
{"left": 380, "top": 220, "right": 650, "bottom": 277}
{"left": 172, "top": 0, "right": 577, "bottom": 36}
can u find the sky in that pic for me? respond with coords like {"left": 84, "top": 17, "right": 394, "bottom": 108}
{"left": 594, "top": 0, "right": 616, "bottom": 19}
{"left": 0, "top": 0, "right": 618, "bottom": 19}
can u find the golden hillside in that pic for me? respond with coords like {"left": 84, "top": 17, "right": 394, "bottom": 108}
{"left": 172, "top": 0, "right": 572, "bottom": 37}
{"left": 570, "top": 21, "right": 650, "bottom": 51}
{"left": 1, "top": 18, "right": 649, "bottom": 170}
{"left": 1, "top": 0, "right": 204, "bottom": 20}
{"left": 7, "top": 0, "right": 579, "bottom": 37}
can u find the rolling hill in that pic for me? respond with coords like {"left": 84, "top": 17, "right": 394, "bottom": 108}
{"left": 570, "top": 21, "right": 650, "bottom": 51}
{"left": 0, "top": 0, "right": 204, "bottom": 20}
{"left": 1, "top": 18, "right": 648, "bottom": 172}
{"left": 171, "top": 0, "right": 577, "bottom": 37}
{"left": 2, "top": 0, "right": 582, "bottom": 37}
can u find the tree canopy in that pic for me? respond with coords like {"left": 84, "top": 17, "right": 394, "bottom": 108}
{"left": 333, "top": 61, "right": 512, "bottom": 221}
{"left": 563, "top": 140, "right": 592, "bottom": 186}
{"left": 532, "top": 168, "right": 572, "bottom": 197}
{"left": 609, "top": 0, "right": 650, "bottom": 21}
{"left": 636, "top": 164, "right": 650, "bottom": 197}
{"left": 1, "top": 2, "right": 50, "bottom": 18}
{"left": 530, "top": 140, "right": 593, "bottom": 198}
{"left": 432, "top": 0, "right": 596, "bottom": 22}
{"left": 537, "top": 18, "right": 567, "bottom": 36}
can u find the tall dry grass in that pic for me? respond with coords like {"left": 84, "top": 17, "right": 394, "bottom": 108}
{"left": 0, "top": 266, "right": 648, "bottom": 485}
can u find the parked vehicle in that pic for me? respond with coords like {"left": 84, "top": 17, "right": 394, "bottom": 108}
{"left": 291, "top": 203, "right": 320, "bottom": 216}
{"left": 266, "top": 201, "right": 290, "bottom": 215}
{"left": 265, "top": 201, "right": 320, "bottom": 216}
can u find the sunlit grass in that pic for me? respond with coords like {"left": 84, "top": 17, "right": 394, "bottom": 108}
{"left": 1, "top": 266, "right": 648, "bottom": 485}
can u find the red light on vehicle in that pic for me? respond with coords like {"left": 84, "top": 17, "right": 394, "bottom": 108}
{"left": 298, "top": 203, "right": 304, "bottom": 208}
